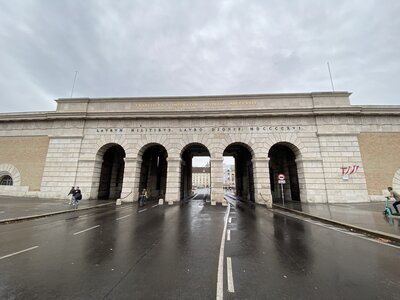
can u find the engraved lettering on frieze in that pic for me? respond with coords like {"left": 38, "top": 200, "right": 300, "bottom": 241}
{"left": 97, "top": 128, "right": 124, "bottom": 133}
{"left": 96, "top": 125, "right": 302, "bottom": 134}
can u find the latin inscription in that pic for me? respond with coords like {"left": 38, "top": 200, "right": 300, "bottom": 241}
{"left": 96, "top": 126, "right": 303, "bottom": 133}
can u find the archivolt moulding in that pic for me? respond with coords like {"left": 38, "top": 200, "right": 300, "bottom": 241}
{"left": 0, "top": 163, "right": 21, "bottom": 186}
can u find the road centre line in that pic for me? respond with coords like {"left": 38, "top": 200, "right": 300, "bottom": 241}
{"left": 73, "top": 225, "right": 100, "bottom": 235}
{"left": 152, "top": 204, "right": 159, "bottom": 208}
{"left": 227, "top": 257, "right": 235, "bottom": 293}
{"left": 138, "top": 209, "right": 147, "bottom": 213}
{"left": 0, "top": 246, "right": 39, "bottom": 260}
{"left": 216, "top": 204, "right": 230, "bottom": 300}
{"left": 227, "top": 230, "right": 231, "bottom": 241}
{"left": 116, "top": 214, "right": 131, "bottom": 220}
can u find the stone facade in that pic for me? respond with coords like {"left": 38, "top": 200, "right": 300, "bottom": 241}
{"left": 192, "top": 167, "right": 211, "bottom": 188}
{"left": 0, "top": 92, "right": 399, "bottom": 206}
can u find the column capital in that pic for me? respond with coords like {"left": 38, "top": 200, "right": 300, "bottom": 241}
{"left": 166, "top": 157, "right": 182, "bottom": 163}
{"left": 252, "top": 157, "right": 270, "bottom": 163}
{"left": 125, "top": 157, "right": 141, "bottom": 163}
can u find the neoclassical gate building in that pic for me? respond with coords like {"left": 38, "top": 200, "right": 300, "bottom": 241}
{"left": 1, "top": 92, "right": 399, "bottom": 207}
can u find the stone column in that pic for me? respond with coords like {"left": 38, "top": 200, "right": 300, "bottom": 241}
{"left": 165, "top": 157, "right": 181, "bottom": 205}
{"left": 252, "top": 157, "right": 273, "bottom": 208}
{"left": 296, "top": 158, "right": 328, "bottom": 203}
{"left": 119, "top": 158, "right": 141, "bottom": 203}
{"left": 210, "top": 157, "right": 226, "bottom": 206}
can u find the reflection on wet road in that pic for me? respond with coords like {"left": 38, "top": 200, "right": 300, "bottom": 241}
{"left": 0, "top": 196, "right": 399, "bottom": 299}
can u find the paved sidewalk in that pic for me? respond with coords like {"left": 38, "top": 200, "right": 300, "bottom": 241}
{"left": 0, "top": 195, "right": 115, "bottom": 223}
{"left": 273, "top": 200, "right": 400, "bottom": 240}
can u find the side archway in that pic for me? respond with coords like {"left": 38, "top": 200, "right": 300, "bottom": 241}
{"left": 268, "top": 142, "right": 301, "bottom": 202}
{"left": 137, "top": 143, "right": 168, "bottom": 201}
{"left": 94, "top": 143, "right": 126, "bottom": 200}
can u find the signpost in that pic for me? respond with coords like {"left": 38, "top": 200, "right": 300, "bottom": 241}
{"left": 278, "top": 173, "right": 286, "bottom": 205}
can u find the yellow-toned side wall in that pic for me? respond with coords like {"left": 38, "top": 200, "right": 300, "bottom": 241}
{"left": 358, "top": 133, "right": 400, "bottom": 195}
{"left": 0, "top": 136, "right": 49, "bottom": 191}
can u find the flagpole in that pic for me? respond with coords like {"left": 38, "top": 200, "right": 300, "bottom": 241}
{"left": 70, "top": 71, "right": 78, "bottom": 98}
{"left": 327, "top": 62, "right": 335, "bottom": 92}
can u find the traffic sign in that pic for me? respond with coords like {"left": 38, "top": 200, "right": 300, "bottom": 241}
{"left": 278, "top": 179, "right": 286, "bottom": 184}
{"left": 278, "top": 173, "right": 285, "bottom": 180}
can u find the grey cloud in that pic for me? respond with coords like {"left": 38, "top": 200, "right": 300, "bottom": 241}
{"left": 0, "top": 0, "right": 399, "bottom": 113}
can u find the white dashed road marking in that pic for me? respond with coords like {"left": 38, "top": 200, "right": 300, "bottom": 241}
{"left": 73, "top": 225, "right": 100, "bottom": 235}
{"left": 227, "top": 257, "right": 235, "bottom": 293}
{"left": 116, "top": 214, "right": 131, "bottom": 220}
{"left": 0, "top": 246, "right": 39, "bottom": 260}
{"left": 216, "top": 204, "right": 230, "bottom": 300}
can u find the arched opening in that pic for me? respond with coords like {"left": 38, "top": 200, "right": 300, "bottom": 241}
{"left": 139, "top": 144, "right": 168, "bottom": 202}
{"left": 0, "top": 175, "right": 13, "bottom": 186}
{"left": 268, "top": 143, "right": 300, "bottom": 202}
{"left": 98, "top": 145, "right": 126, "bottom": 200}
{"left": 223, "top": 143, "right": 255, "bottom": 202}
{"left": 181, "top": 143, "right": 210, "bottom": 200}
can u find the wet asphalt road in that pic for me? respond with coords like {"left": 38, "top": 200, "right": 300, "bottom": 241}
{"left": 1, "top": 193, "right": 400, "bottom": 299}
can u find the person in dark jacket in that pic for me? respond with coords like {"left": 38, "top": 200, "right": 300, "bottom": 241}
{"left": 72, "top": 187, "right": 82, "bottom": 209}
{"left": 68, "top": 186, "right": 75, "bottom": 205}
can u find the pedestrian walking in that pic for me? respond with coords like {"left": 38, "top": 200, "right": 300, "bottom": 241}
{"left": 68, "top": 186, "right": 75, "bottom": 206}
{"left": 72, "top": 186, "right": 82, "bottom": 209}
{"left": 139, "top": 188, "right": 148, "bottom": 207}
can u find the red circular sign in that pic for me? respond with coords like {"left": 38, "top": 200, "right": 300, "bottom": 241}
{"left": 278, "top": 174, "right": 285, "bottom": 180}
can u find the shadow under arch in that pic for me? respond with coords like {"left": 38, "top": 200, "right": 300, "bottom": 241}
{"left": 180, "top": 143, "right": 211, "bottom": 200}
{"left": 223, "top": 142, "right": 255, "bottom": 202}
{"left": 268, "top": 142, "right": 301, "bottom": 202}
{"left": 138, "top": 143, "right": 168, "bottom": 201}
{"left": 95, "top": 143, "right": 126, "bottom": 200}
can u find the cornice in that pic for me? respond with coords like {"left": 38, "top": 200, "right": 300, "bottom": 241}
{"left": 1, "top": 101, "right": 400, "bottom": 123}
{"left": 55, "top": 91, "right": 351, "bottom": 104}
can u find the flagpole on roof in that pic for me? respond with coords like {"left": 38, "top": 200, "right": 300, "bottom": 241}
{"left": 327, "top": 62, "right": 335, "bottom": 92}
{"left": 70, "top": 70, "right": 78, "bottom": 98}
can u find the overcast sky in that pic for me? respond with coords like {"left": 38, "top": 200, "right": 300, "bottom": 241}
{"left": 0, "top": 0, "right": 399, "bottom": 113}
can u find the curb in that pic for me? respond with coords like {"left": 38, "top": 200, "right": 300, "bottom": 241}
{"left": 0, "top": 202, "right": 116, "bottom": 224}
{"left": 273, "top": 204, "right": 400, "bottom": 244}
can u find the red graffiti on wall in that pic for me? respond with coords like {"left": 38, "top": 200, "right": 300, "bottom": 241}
{"left": 340, "top": 165, "right": 360, "bottom": 176}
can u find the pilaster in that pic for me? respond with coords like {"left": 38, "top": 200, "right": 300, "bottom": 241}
{"left": 210, "top": 157, "right": 225, "bottom": 205}
{"left": 252, "top": 157, "right": 273, "bottom": 208}
{"left": 296, "top": 158, "right": 328, "bottom": 203}
{"left": 165, "top": 157, "right": 181, "bottom": 204}
{"left": 119, "top": 158, "right": 141, "bottom": 203}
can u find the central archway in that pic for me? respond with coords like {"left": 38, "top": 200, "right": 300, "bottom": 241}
{"left": 223, "top": 143, "right": 255, "bottom": 202}
{"left": 180, "top": 143, "right": 210, "bottom": 200}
